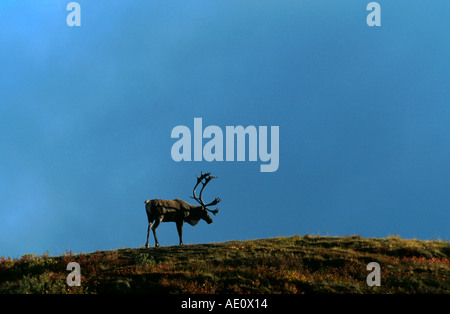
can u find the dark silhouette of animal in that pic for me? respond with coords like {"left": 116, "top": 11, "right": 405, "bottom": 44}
{"left": 145, "top": 172, "right": 221, "bottom": 247}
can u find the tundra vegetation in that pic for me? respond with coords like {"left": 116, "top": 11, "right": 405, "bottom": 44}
{"left": 0, "top": 235, "right": 448, "bottom": 294}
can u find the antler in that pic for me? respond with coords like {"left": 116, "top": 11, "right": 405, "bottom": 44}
{"left": 191, "top": 172, "right": 222, "bottom": 215}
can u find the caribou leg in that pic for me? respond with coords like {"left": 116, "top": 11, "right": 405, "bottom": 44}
{"left": 145, "top": 221, "right": 153, "bottom": 248}
{"left": 152, "top": 217, "right": 163, "bottom": 247}
{"left": 176, "top": 221, "right": 184, "bottom": 245}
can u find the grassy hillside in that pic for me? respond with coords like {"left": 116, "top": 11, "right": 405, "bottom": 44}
{"left": 1, "top": 235, "right": 449, "bottom": 294}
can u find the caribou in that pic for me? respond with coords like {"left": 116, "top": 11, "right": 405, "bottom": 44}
{"left": 145, "top": 172, "right": 222, "bottom": 247}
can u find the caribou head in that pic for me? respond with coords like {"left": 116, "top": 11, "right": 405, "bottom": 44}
{"left": 145, "top": 172, "right": 222, "bottom": 247}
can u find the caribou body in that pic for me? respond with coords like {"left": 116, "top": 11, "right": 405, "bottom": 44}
{"left": 145, "top": 172, "right": 221, "bottom": 247}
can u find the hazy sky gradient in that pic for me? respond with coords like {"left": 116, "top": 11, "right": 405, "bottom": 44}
{"left": 1, "top": 1, "right": 449, "bottom": 257}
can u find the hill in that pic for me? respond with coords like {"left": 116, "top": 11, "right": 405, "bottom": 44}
{"left": 0, "top": 235, "right": 449, "bottom": 294}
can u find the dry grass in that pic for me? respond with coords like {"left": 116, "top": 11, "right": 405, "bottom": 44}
{"left": 1, "top": 235, "right": 449, "bottom": 294}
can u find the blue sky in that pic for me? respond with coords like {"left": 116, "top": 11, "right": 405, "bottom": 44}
{"left": 1, "top": 1, "right": 449, "bottom": 258}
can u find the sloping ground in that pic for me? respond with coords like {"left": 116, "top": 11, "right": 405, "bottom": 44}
{"left": 1, "top": 235, "right": 449, "bottom": 293}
